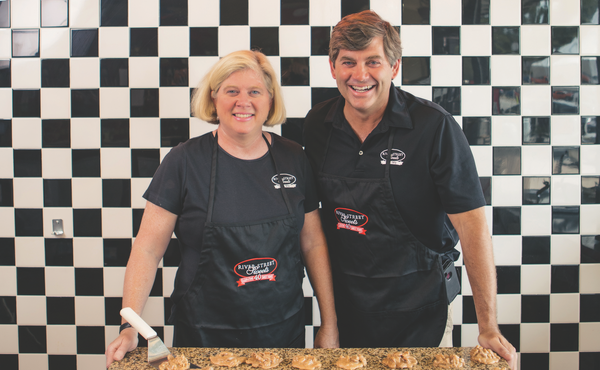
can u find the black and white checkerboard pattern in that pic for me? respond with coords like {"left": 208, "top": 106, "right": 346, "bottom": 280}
{"left": 0, "top": 0, "right": 599, "bottom": 369}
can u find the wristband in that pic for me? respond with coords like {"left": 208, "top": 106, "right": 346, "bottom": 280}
{"left": 119, "top": 322, "right": 133, "bottom": 333}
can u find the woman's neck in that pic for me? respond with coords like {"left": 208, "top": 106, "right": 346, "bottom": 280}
{"left": 214, "top": 129, "right": 271, "bottom": 160}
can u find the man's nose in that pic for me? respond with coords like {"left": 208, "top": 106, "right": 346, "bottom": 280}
{"left": 352, "top": 64, "right": 369, "bottom": 81}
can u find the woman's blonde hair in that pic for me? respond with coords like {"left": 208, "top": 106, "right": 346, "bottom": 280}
{"left": 191, "top": 50, "right": 286, "bottom": 126}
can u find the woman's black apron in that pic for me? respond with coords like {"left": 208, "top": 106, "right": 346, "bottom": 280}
{"left": 173, "top": 134, "right": 305, "bottom": 347}
{"left": 317, "top": 128, "right": 452, "bottom": 348}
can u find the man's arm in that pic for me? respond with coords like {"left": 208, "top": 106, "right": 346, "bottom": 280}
{"left": 448, "top": 207, "right": 517, "bottom": 369}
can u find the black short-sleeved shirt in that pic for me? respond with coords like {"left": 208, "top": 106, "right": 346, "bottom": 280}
{"left": 143, "top": 132, "right": 318, "bottom": 303}
{"left": 303, "top": 84, "right": 485, "bottom": 254}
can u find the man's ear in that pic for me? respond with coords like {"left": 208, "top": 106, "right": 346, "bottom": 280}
{"left": 391, "top": 59, "right": 400, "bottom": 80}
{"left": 329, "top": 59, "right": 336, "bottom": 79}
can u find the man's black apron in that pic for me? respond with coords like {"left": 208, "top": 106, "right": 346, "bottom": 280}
{"left": 317, "top": 128, "right": 453, "bottom": 348}
{"left": 173, "top": 134, "right": 305, "bottom": 347}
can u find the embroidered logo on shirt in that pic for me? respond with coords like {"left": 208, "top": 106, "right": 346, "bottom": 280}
{"left": 234, "top": 258, "right": 278, "bottom": 287}
{"left": 335, "top": 208, "right": 368, "bottom": 235}
{"left": 380, "top": 149, "right": 406, "bottom": 165}
{"left": 271, "top": 173, "right": 297, "bottom": 189}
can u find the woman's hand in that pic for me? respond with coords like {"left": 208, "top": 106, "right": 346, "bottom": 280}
{"left": 105, "top": 328, "right": 139, "bottom": 368}
{"left": 313, "top": 323, "right": 340, "bottom": 348}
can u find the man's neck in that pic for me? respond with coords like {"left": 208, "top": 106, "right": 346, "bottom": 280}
{"left": 343, "top": 102, "right": 387, "bottom": 144}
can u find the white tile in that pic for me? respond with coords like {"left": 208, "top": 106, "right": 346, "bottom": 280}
{"left": 103, "top": 267, "right": 126, "bottom": 297}
{"left": 40, "top": 28, "right": 70, "bottom": 58}
{"left": 461, "top": 26, "right": 492, "bottom": 56}
{"left": 0, "top": 325, "right": 18, "bottom": 352}
{"left": 581, "top": 26, "right": 600, "bottom": 55}
{"left": 15, "top": 238, "right": 46, "bottom": 267}
{"left": 400, "top": 26, "right": 431, "bottom": 56}
{"left": 520, "top": 323, "right": 551, "bottom": 352}
{"left": 188, "top": 0, "right": 219, "bottom": 27}
{"left": 550, "top": 115, "right": 580, "bottom": 146}
{"left": 522, "top": 146, "right": 552, "bottom": 176}
{"left": 218, "top": 26, "right": 250, "bottom": 57}
{"left": 100, "top": 88, "right": 130, "bottom": 118}
{"left": 521, "top": 26, "right": 552, "bottom": 56}
{"left": 0, "top": 30, "right": 10, "bottom": 59}
{"left": 431, "top": 56, "right": 462, "bottom": 86}
{"left": 581, "top": 205, "right": 600, "bottom": 234}
{"left": 70, "top": 58, "right": 100, "bottom": 89}
{"left": 47, "top": 325, "right": 77, "bottom": 355}
{"left": 497, "top": 294, "right": 521, "bottom": 324}
{"left": 17, "top": 355, "right": 48, "bottom": 370}
{"left": 75, "top": 296, "right": 105, "bottom": 325}
{"left": 129, "top": 57, "right": 160, "bottom": 88}
{"left": 305, "top": 326, "right": 314, "bottom": 349}
{"left": 73, "top": 238, "right": 104, "bottom": 268}
{"left": 430, "top": 0, "right": 461, "bottom": 25}
{"left": 42, "top": 148, "right": 72, "bottom": 178}
{"left": 131, "top": 178, "right": 152, "bottom": 208}
{"left": 492, "top": 176, "right": 522, "bottom": 206}
{"left": 41, "top": 88, "right": 71, "bottom": 119}
{"left": 521, "top": 206, "right": 552, "bottom": 236}
{"left": 77, "top": 355, "right": 107, "bottom": 370}
{"left": 550, "top": 55, "right": 581, "bottom": 85}
{"left": 98, "top": 27, "right": 130, "bottom": 58}
{"left": 581, "top": 85, "right": 600, "bottom": 115}
{"left": 72, "top": 178, "right": 102, "bottom": 208}
{"left": 159, "top": 87, "right": 191, "bottom": 118}
{"left": 550, "top": 0, "right": 580, "bottom": 25}
{"left": 0, "top": 89, "right": 11, "bottom": 119}
{"left": 461, "top": 86, "right": 492, "bottom": 116}
{"left": 160, "top": 147, "right": 174, "bottom": 161}
{"left": 281, "top": 86, "right": 311, "bottom": 118}
{"left": 188, "top": 56, "right": 219, "bottom": 88}
{"left": 190, "top": 117, "right": 216, "bottom": 139}
{"left": 130, "top": 118, "right": 161, "bottom": 148}
{"left": 100, "top": 148, "right": 131, "bottom": 178}
{"left": 159, "top": 27, "right": 189, "bottom": 58}
{"left": 71, "top": 118, "right": 101, "bottom": 148}
{"left": 580, "top": 264, "right": 600, "bottom": 294}
{"left": 492, "top": 235, "right": 522, "bottom": 265}
{"left": 11, "top": 58, "right": 41, "bottom": 89}
{"left": 16, "top": 296, "right": 46, "bottom": 325}
{"left": 12, "top": 0, "right": 41, "bottom": 28}
{"left": 521, "top": 85, "right": 552, "bottom": 116}
{"left": 371, "top": 0, "right": 402, "bottom": 25}
{"left": 143, "top": 296, "right": 166, "bottom": 326}
{"left": 451, "top": 296, "right": 462, "bottom": 325}
{"left": 521, "top": 264, "right": 551, "bottom": 294}
{"left": 12, "top": 118, "right": 42, "bottom": 149}
{"left": 312, "top": 296, "right": 321, "bottom": 326}
{"left": 69, "top": 0, "right": 100, "bottom": 28}
{"left": 309, "top": 56, "right": 336, "bottom": 88}
{"left": 550, "top": 293, "right": 579, "bottom": 323}
{"left": 309, "top": 0, "right": 341, "bottom": 26}
{"left": 551, "top": 176, "right": 581, "bottom": 205}
{"left": 470, "top": 146, "right": 493, "bottom": 176}
{"left": 0, "top": 208, "right": 15, "bottom": 239}
{"left": 41, "top": 0, "right": 69, "bottom": 27}
{"left": 102, "top": 208, "right": 133, "bottom": 238}
{"left": 248, "top": 0, "right": 280, "bottom": 26}
{"left": 129, "top": 0, "right": 159, "bottom": 27}
{"left": 401, "top": 86, "right": 431, "bottom": 101}
{"left": 460, "top": 323, "right": 480, "bottom": 347}
{"left": 42, "top": 208, "right": 73, "bottom": 238}
{"left": 580, "top": 323, "right": 600, "bottom": 351}
{"left": 13, "top": 178, "right": 43, "bottom": 208}
{"left": 490, "top": 0, "right": 521, "bottom": 25}
{"left": 549, "top": 352, "right": 579, "bottom": 370}
{"left": 266, "top": 56, "right": 281, "bottom": 84}
{"left": 490, "top": 55, "right": 521, "bottom": 86}
{"left": 279, "top": 26, "right": 311, "bottom": 57}
{"left": 163, "top": 266, "right": 177, "bottom": 297}
{"left": 491, "top": 116, "right": 521, "bottom": 146}
{"left": 45, "top": 266, "right": 75, "bottom": 296}
{"left": 581, "top": 146, "right": 600, "bottom": 175}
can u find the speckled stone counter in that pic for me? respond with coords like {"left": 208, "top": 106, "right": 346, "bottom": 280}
{"left": 109, "top": 347, "right": 509, "bottom": 369}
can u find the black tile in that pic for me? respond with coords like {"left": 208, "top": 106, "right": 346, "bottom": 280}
{"left": 71, "top": 29, "right": 98, "bottom": 57}
{"left": 402, "top": 0, "right": 430, "bottom": 25}
{"left": 13, "top": 89, "right": 41, "bottom": 117}
{"left": 451, "top": 325, "right": 461, "bottom": 347}
{"left": 160, "top": 58, "right": 189, "bottom": 86}
{"left": 76, "top": 326, "right": 106, "bottom": 354}
{"left": 432, "top": 27, "right": 460, "bottom": 55}
{"left": 522, "top": 236, "right": 551, "bottom": 264}
{"left": 550, "top": 323, "right": 578, "bottom": 351}
{"left": 130, "top": 28, "right": 158, "bottom": 57}
{"left": 0, "top": 60, "right": 11, "bottom": 87}
{"left": 552, "top": 206, "right": 580, "bottom": 234}
{"left": 304, "top": 296, "right": 313, "bottom": 325}
{"left": 102, "top": 179, "right": 131, "bottom": 207}
{"left": 581, "top": 177, "right": 600, "bottom": 204}
{"left": 0, "top": 119, "right": 11, "bottom": 147}
{"left": 75, "top": 268, "right": 104, "bottom": 296}
{"left": 164, "top": 297, "right": 173, "bottom": 325}
{"left": 43, "top": 179, "right": 72, "bottom": 207}
{"left": 101, "top": 119, "right": 129, "bottom": 147}
{"left": 281, "top": 57, "right": 309, "bottom": 86}
{"left": 18, "top": 326, "right": 47, "bottom": 353}
{"left": 521, "top": 295, "right": 550, "bottom": 323}
{"left": 462, "top": 0, "right": 490, "bottom": 25}
{"left": 551, "top": 26, "right": 579, "bottom": 54}
{"left": 498, "top": 324, "right": 520, "bottom": 352}
{"left": 160, "top": 0, "right": 187, "bottom": 26}
{"left": 71, "top": 89, "right": 100, "bottom": 117}
{"left": 552, "top": 146, "right": 579, "bottom": 174}
{"left": 133, "top": 208, "right": 144, "bottom": 236}
{"left": 462, "top": 56, "right": 490, "bottom": 85}
{"left": 42, "top": 119, "right": 71, "bottom": 148}
{"left": 581, "top": 294, "right": 600, "bottom": 322}
{"left": 100, "top": 58, "right": 128, "bottom": 87}
{"left": 496, "top": 266, "right": 521, "bottom": 294}
{"left": 281, "top": 117, "right": 304, "bottom": 146}
{"left": 0, "top": 1, "right": 10, "bottom": 28}
{"left": 520, "top": 353, "right": 549, "bottom": 370}
{"left": 341, "top": 0, "right": 370, "bottom": 18}
{"left": 0, "top": 179, "right": 13, "bottom": 207}
{"left": 522, "top": 116, "right": 550, "bottom": 144}
{"left": 17, "top": 267, "right": 45, "bottom": 295}
{"left": 311, "top": 27, "right": 331, "bottom": 56}
{"left": 12, "top": 29, "right": 40, "bottom": 57}
{"left": 582, "top": 0, "right": 600, "bottom": 24}
{"left": 15, "top": 208, "right": 43, "bottom": 237}
{"left": 492, "top": 87, "right": 520, "bottom": 115}
{"left": 492, "top": 27, "right": 519, "bottom": 54}
{"left": 0, "top": 296, "right": 16, "bottom": 324}
{"left": 281, "top": 0, "right": 309, "bottom": 25}
{"left": 479, "top": 177, "right": 491, "bottom": 205}
{"left": 163, "top": 239, "right": 181, "bottom": 267}
{"left": 522, "top": 0, "right": 549, "bottom": 24}
{"left": 73, "top": 209, "right": 102, "bottom": 237}
{"left": 72, "top": 149, "right": 101, "bottom": 177}
{"left": 580, "top": 352, "right": 600, "bottom": 370}
{"left": 312, "top": 87, "right": 340, "bottom": 107}
{"left": 551, "top": 265, "right": 579, "bottom": 293}
{"left": 190, "top": 28, "right": 219, "bottom": 56}
{"left": 14, "top": 149, "right": 42, "bottom": 177}
{"left": 552, "top": 86, "right": 579, "bottom": 115}
{"left": 581, "top": 56, "right": 599, "bottom": 84}
{"left": 220, "top": 0, "right": 248, "bottom": 25}
{"left": 251, "top": 27, "right": 279, "bottom": 56}
{"left": 131, "top": 88, "right": 159, "bottom": 117}
{"left": 103, "top": 239, "right": 131, "bottom": 267}
{"left": 492, "top": 207, "right": 521, "bottom": 235}
{"left": 132, "top": 149, "right": 160, "bottom": 177}
{"left": 149, "top": 268, "right": 163, "bottom": 297}
{"left": 582, "top": 235, "right": 600, "bottom": 263}
{"left": 46, "top": 297, "right": 75, "bottom": 324}
{"left": 493, "top": 146, "right": 521, "bottom": 175}
{"left": 463, "top": 117, "right": 491, "bottom": 145}
{"left": 523, "top": 177, "right": 550, "bottom": 204}
{"left": 45, "top": 238, "right": 74, "bottom": 266}
{"left": 101, "top": 0, "right": 128, "bottom": 26}
{"left": 104, "top": 297, "right": 123, "bottom": 325}
{"left": 522, "top": 56, "right": 550, "bottom": 84}
{"left": 161, "top": 118, "right": 189, "bottom": 147}
{"left": 432, "top": 87, "right": 461, "bottom": 115}
{"left": 0, "top": 238, "right": 15, "bottom": 265}
{"left": 402, "top": 57, "right": 430, "bottom": 85}
{"left": 582, "top": 116, "right": 599, "bottom": 144}
{"left": 41, "top": 0, "right": 69, "bottom": 27}
{"left": 49, "top": 355, "right": 77, "bottom": 370}
{"left": 462, "top": 295, "right": 477, "bottom": 323}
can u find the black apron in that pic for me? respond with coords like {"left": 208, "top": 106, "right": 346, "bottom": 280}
{"left": 173, "top": 134, "right": 305, "bottom": 347}
{"left": 317, "top": 128, "right": 451, "bottom": 348}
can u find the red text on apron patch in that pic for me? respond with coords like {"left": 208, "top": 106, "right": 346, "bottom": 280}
{"left": 335, "top": 208, "right": 368, "bottom": 235}
{"left": 234, "top": 257, "right": 278, "bottom": 287}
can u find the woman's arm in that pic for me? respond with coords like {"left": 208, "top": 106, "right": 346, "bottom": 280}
{"left": 299, "top": 209, "right": 339, "bottom": 348}
{"left": 105, "top": 202, "right": 178, "bottom": 368}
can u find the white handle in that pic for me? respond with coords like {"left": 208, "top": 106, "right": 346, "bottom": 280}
{"left": 120, "top": 307, "right": 157, "bottom": 340}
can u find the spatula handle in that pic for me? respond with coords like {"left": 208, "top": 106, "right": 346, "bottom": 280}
{"left": 120, "top": 307, "right": 157, "bottom": 340}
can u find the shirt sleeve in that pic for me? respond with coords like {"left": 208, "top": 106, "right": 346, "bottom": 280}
{"left": 142, "top": 144, "right": 187, "bottom": 215}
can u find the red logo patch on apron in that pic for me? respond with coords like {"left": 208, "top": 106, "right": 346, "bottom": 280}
{"left": 234, "top": 257, "right": 278, "bottom": 287}
{"left": 335, "top": 208, "right": 368, "bottom": 235}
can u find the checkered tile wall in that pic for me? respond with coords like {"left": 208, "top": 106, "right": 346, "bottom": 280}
{"left": 0, "top": 0, "right": 599, "bottom": 369}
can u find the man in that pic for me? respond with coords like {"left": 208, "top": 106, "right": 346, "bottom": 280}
{"left": 303, "top": 10, "right": 516, "bottom": 367}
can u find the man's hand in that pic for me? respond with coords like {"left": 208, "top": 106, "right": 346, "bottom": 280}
{"left": 478, "top": 330, "right": 517, "bottom": 370}
{"left": 313, "top": 323, "right": 340, "bottom": 348}
{"left": 105, "top": 328, "right": 139, "bottom": 368}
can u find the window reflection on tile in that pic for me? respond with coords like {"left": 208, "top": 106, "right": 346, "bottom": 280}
{"left": 432, "top": 27, "right": 460, "bottom": 55}
{"left": 522, "top": 236, "right": 551, "bottom": 264}
{"left": 551, "top": 26, "right": 579, "bottom": 54}
{"left": 130, "top": 28, "right": 158, "bottom": 57}
{"left": 190, "top": 28, "right": 218, "bottom": 56}
{"left": 493, "top": 206, "right": 521, "bottom": 235}
{"left": 552, "top": 86, "right": 579, "bottom": 115}
{"left": 462, "top": 0, "right": 490, "bottom": 24}
{"left": 582, "top": 176, "right": 600, "bottom": 204}
{"left": 463, "top": 117, "right": 491, "bottom": 145}
{"left": 160, "top": 0, "right": 187, "bottom": 26}
{"left": 402, "top": 57, "right": 430, "bottom": 85}
{"left": 581, "top": 235, "right": 600, "bottom": 263}
{"left": 311, "top": 27, "right": 330, "bottom": 56}
{"left": 341, "top": 0, "right": 370, "bottom": 18}
{"left": 493, "top": 146, "right": 521, "bottom": 175}
{"left": 159, "top": 58, "right": 188, "bottom": 87}
{"left": 581, "top": 0, "right": 600, "bottom": 24}
{"left": 101, "top": 0, "right": 128, "bottom": 27}
{"left": 131, "top": 89, "right": 159, "bottom": 117}
{"left": 250, "top": 27, "right": 279, "bottom": 56}
{"left": 523, "top": 116, "right": 550, "bottom": 144}
{"left": 131, "top": 149, "right": 160, "bottom": 178}
{"left": 42, "top": 119, "right": 70, "bottom": 148}
{"left": 12, "top": 29, "right": 40, "bottom": 57}
{"left": 552, "top": 206, "right": 580, "bottom": 234}
{"left": 462, "top": 57, "right": 490, "bottom": 85}
{"left": 581, "top": 116, "right": 599, "bottom": 144}
{"left": 161, "top": 118, "right": 189, "bottom": 147}
{"left": 432, "top": 87, "right": 461, "bottom": 115}
{"left": 71, "top": 89, "right": 100, "bottom": 117}
{"left": 42, "top": 0, "right": 68, "bottom": 27}
{"left": 581, "top": 56, "right": 599, "bottom": 84}
{"left": 402, "top": 0, "right": 430, "bottom": 25}
{"left": 479, "top": 176, "right": 491, "bottom": 205}
{"left": 523, "top": 176, "right": 550, "bottom": 204}
{"left": 0, "top": 0, "right": 10, "bottom": 28}
{"left": 281, "top": 0, "right": 309, "bottom": 25}
{"left": 100, "top": 58, "right": 128, "bottom": 87}
{"left": 281, "top": 57, "right": 309, "bottom": 86}
{"left": 493, "top": 87, "right": 520, "bottom": 115}
{"left": 523, "top": 56, "right": 550, "bottom": 84}
{"left": 552, "top": 146, "right": 580, "bottom": 174}
{"left": 0, "top": 60, "right": 10, "bottom": 87}
{"left": 522, "top": 0, "right": 549, "bottom": 24}
{"left": 71, "top": 29, "right": 99, "bottom": 57}
{"left": 492, "top": 27, "right": 519, "bottom": 55}
{"left": 101, "top": 119, "right": 129, "bottom": 147}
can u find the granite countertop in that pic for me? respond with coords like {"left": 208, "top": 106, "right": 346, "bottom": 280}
{"left": 109, "top": 347, "right": 509, "bottom": 369}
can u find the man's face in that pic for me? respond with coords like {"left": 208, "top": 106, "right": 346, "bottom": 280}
{"left": 330, "top": 36, "right": 400, "bottom": 119}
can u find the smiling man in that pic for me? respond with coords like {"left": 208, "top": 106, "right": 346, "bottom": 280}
{"left": 303, "top": 10, "right": 516, "bottom": 368}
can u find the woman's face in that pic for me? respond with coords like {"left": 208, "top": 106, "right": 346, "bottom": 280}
{"left": 212, "top": 69, "right": 272, "bottom": 137}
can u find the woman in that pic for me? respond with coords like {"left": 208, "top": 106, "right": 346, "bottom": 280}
{"left": 106, "top": 50, "right": 338, "bottom": 368}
